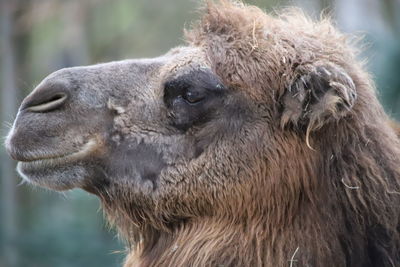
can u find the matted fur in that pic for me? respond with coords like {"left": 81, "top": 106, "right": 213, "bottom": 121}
{"left": 108, "top": 1, "right": 400, "bottom": 266}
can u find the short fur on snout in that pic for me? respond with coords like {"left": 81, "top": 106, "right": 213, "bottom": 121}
{"left": 5, "top": 1, "right": 400, "bottom": 267}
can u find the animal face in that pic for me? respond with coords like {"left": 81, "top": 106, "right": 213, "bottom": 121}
{"left": 5, "top": 46, "right": 260, "bottom": 207}
{"left": 5, "top": 4, "right": 359, "bottom": 225}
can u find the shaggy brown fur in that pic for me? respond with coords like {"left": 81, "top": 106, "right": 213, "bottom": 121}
{"left": 120, "top": 2, "right": 400, "bottom": 266}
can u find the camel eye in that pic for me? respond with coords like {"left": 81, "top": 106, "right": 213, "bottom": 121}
{"left": 164, "top": 69, "right": 225, "bottom": 107}
{"left": 163, "top": 69, "right": 227, "bottom": 131}
{"left": 183, "top": 91, "right": 205, "bottom": 104}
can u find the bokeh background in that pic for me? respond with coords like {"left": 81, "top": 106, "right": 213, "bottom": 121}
{"left": 1, "top": 0, "right": 399, "bottom": 266}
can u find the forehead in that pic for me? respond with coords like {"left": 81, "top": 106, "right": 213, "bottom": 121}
{"left": 158, "top": 46, "right": 211, "bottom": 80}
{"left": 111, "top": 46, "right": 215, "bottom": 101}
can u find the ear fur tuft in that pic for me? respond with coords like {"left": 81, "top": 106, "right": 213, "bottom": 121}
{"left": 281, "top": 63, "right": 356, "bottom": 133}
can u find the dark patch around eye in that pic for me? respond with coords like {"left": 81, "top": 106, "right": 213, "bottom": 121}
{"left": 163, "top": 69, "right": 227, "bottom": 131}
{"left": 164, "top": 69, "right": 225, "bottom": 104}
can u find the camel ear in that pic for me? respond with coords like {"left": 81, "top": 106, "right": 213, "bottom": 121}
{"left": 281, "top": 63, "right": 356, "bottom": 131}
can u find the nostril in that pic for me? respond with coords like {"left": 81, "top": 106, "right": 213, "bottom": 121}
{"left": 26, "top": 93, "right": 68, "bottom": 112}
{"left": 21, "top": 81, "right": 70, "bottom": 113}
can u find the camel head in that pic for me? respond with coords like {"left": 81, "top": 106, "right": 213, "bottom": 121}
{"left": 8, "top": 6, "right": 396, "bottom": 264}
{"left": 5, "top": 47, "right": 217, "bottom": 192}
{"left": 5, "top": 3, "right": 361, "bottom": 228}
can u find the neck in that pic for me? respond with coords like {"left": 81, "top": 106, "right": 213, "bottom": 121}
{"left": 124, "top": 217, "right": 277, "bottom": 267}
{"left": 122, "top": 213, "right": 347, "bottom": 267}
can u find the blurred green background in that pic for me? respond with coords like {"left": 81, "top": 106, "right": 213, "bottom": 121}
{"left": 1, "top": 0, "right": 399, "bottom": 266}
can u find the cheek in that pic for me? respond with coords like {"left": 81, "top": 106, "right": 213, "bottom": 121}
{"left": 102, "top": 133, "right": 199, "bottom": 192}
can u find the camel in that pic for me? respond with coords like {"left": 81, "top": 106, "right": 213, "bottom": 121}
{"left": 5, "top": 1, "right": 400, "bottom": 266}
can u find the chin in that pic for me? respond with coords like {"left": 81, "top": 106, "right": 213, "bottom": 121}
{"left": 17, "top": 162, "right": 88, "bottom": 191}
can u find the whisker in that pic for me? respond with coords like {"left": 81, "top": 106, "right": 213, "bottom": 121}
{"left": 3, "top": 121, "right": 13, "bottom": 129}
{"left": 17, "top": 179, "right": 27, "bottom": 187}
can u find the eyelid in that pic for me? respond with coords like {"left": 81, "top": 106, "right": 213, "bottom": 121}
{"left": 183, "top": 90, "right": 205, "bottom": 104}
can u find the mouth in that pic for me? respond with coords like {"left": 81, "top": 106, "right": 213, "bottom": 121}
{"left": 17, "top": 138, "right": 100, "bottom": 170}
{"left": 14, "top": 137, "right": 103, "bottom": 191}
